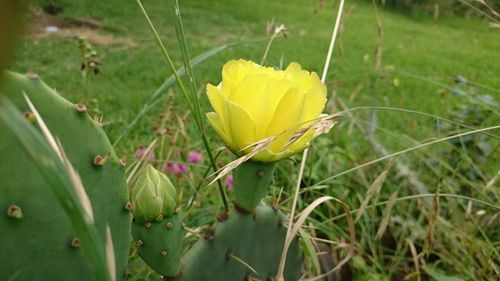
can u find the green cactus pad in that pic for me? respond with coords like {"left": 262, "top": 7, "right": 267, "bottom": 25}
{"left": 233, "top": 160, "right": 276, "bottom": 212}
{"left": 132, "top": 213, "right": 185, "bottom": 277}
{"left": 177, "top": 206, "right": 302, "bottom": 281}
{"left": 0, "top": 71, "right": 131, "bottom": 281}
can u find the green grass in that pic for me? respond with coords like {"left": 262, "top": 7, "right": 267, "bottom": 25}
{"left": 15, "top": 0, "right": 500, "bottom": 147}
{"left": 9, "top": 0, "right": 500, "bottom": 280}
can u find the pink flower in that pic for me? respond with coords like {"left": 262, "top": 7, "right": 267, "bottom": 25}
{"left": 187, "top": 151, "right": 202, "bottom": 164}
{"left": 226, "top": 175, "right": 233, "bottom": 191}
{"left": 163, "top": 161, "right": 189, "bottom": 177}
{"left": 135, "top": 147, "right": 155, "bottom": 161}
{"left": 178, "top": 164, "right": 189, "bottom": 174}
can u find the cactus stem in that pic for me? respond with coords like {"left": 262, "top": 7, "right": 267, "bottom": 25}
{"left": 166, "top": 222, "right": 173, "bottom": 229}
{"left": 7, "top": 204, "right": 24, "bottom": 219}
{"left": 93, "top": 154, "right": 109, "bottom": 166}
{"left": 160, "top": 250, "right": 168, "bottom": 257}
{"left": 23, "top": 111, "right": 36, "bottom": 122}
{"left": 70, "top": 237, "right": 80, "bottom": 248}
{"left": 233, "top": 161, "right": 276, "bottom": 212}
{"left": 75, "top": 103, "right": 87, "bottom": 113}
{"left": 136, "top": 240, "right": 144, "bottom": 247}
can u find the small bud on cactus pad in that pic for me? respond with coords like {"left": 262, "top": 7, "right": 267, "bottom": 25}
{"left": 129, "top": 164, "right": 177, "bottom": 223}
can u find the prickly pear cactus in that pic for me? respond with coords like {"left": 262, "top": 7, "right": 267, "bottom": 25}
{"left": 177, "top": 206, "right": 302, "bottom": 281}
{"left": 0, "top": 71, "right": 131, "bottom": 281}
{"left": 129, "top": 162, "right": 302, "bottom": 280}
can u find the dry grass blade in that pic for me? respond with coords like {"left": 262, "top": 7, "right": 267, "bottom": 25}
{"left": 208, "top": 135, "right": 278, "bottom": 185}
{"left": 484, "top": 168, "right": 500, "bottom": 192}
{"left": 355, "top": 160, "right": 393, "bottom": 222}
{"left": 278, "top": 0, "right": 346, "bottom": 279}
{"left": 57, "top": 138, "right": 95, "bottom": 223}
{"left": 375, "top": 191, "right": 398, "bottom": 239}
{"left": 105, "top": 226, "right": 116, "bottom": 281}
{"left": 23, "top": 93, "right": 61, "bottom": 158}
{"left": 320, "top": 0, "right": 346, "bottom": 82}
{"left": 423, "top": 192, "right": 440, "bottom": 257}
{"left": 299, "top": 197, "right": 355, "bottom": 281}
{"left": 24, "top": 94, "right": 95, "bottom": 223}
{"left": 406, "top": 238, "right": 422, "bottom": 281}
{"left": 284, "top": 114, "right": 339, "bottom": 148}
{"left": 229, "top": 253, "right": 259, "bottom": 277}
{"left": 209, "top": 113, "right": 341, "bottom": 186}
{"left": 276, "top": 196, "right": 356, "bottom": 281}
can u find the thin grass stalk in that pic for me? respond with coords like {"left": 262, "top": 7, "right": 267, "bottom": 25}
{"left": 135, "top": 0, "right": 194, "bottom": 113}
{"left": 312, "top": 125, "right": 500, "bottom": 187}
{"left": 277, "top": 1, "right": 346, "bottom": 280}
{"left": 341, "top": 106, "right": 500, "bottom": 140}
{"left": 168, "top": 0, "right": 202, "bottom": 126}
{"left": 319, "top": 193, "right": 500, "bottom": 227}
{"left": 136, "top": 0, "right": 228, "bottom": 210}
{"left": 167, "top": 0, "right": 229, "bottom": 210}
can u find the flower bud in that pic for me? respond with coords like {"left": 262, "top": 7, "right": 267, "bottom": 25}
{"left": 129, "top": 164, "right": 177, "bottom": 223}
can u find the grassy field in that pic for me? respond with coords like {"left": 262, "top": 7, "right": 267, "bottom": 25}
{"left": 9, "top": 0, "right": 500, "bottom": 280}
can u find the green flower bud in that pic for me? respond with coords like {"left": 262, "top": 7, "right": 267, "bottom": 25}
{"left": 129, "top": 165, "right": 177, "bottom": 223}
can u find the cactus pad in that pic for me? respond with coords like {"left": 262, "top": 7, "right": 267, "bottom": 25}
{"left": 178, "top": 206, "right": 302, "bottom": 281}
{"left": 132, "top": 213, "right": 185, "bottom": 277}
{"left": 0, "top": 71, "right": 131, "bottom": 281}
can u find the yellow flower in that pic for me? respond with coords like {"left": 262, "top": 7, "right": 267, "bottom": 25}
{"left": 206, "top": 59, "right": 327, "bottom": 162}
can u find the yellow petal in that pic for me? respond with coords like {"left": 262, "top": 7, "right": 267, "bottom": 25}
{"left": 229, "top": 74, "right": 290, "bottom": 139}
{"left": 206, "top": 112, "right": 235, "bottom": 150}
{"left": 301, "top": 82, "right": 327, "bottom": 125}
{"left": 207, "top": 83, "right": 226, "bottom": 117}
{"left": 221, "top": 59, "right": 256, "bottom": 92}
{"left": 284, "top": 129, "right": 316, "bottom": 155}
{"left": 226, "top": 100, "right": 257, "bottom": 150}
{"left": 285, "top": 62, "right": 302, "bottom": 73}
{"left": 251, "top": 148, "right": 282, "bottom": 162}
{"left": 266, "top": 87, "right": 305, "bottom": 152}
